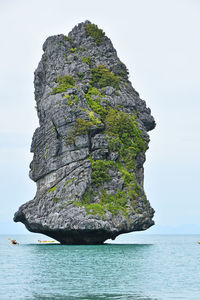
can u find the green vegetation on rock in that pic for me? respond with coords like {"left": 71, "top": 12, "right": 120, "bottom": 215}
{"left": 77, "top": 72, "right": 85, "bottom": 80}
{"left": 90, "top": 65, "right": 120, "bottom": 89}
{"left": 74, "top": 187, "right": 130, "bottom": 218}
{"left": 80, "top": 47, "right": 87, "bottom": 52}
{"left": 70, "top": 47, "right": 77, "bottom": 53}
{"left": 85, "top": 90, "right": 145, "bottom": 169}
{"left": 75, "top": 167, "right": 144, "bottom": 218}
{"left": 51, "top": 75, "right": 75, "bottom": 94}
{"left": 64, "top": 36, "right": 72, "bottom": 43}
{"left": 42, "top": 144, "right": 48, "bottom": 160}
{"left": 63, "top": 94, "right": 79, "bottom": 106}
{"left": 47, "top": 186, "right": 57, "bottom": 194}
{"left": 105, "top": 109, "right": 146, "bottom": 170}
{"left": 90, "top": 159, "right": 115, "bottom": 187}
{"left": 84, "top": 23, "right": 105, "bottom": 45}
{"left": 81, "top": 56, "right": 92, "bottom": 67}
{"left": 90, "top": 65, "right": 120, "bottom": 90}
{"left": 85, "top": 87, "right": 107, "bottom": 119}
{"left": 99, "top": 188, "right": 129, "bottom": 216}
{"left": 73, "top": 107, "right": 147, "bottom": 217}
{"left": 64, "top": 179, "right": 74, "bottom": 186}
{"left": 51, "top": 125, "right": 55, "bottom": 134}
{"left": 53, "top": 197, "right": 59, "bottom": 203}
{"left": 76, "top": 117, "right": 100, "bottom": 135}
{"left": 66, "top": 116, "right": 101, "bottom": 144}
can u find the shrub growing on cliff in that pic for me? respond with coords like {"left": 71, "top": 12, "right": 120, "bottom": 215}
{"left": 76, "top": 118, "right": 97, "bottom": 135}
{"left": 105, "top": 109, "right": 146, "bottom": 169}
{"left": 90, "top": 65, "right": 120, "bottom": 89}
{"left": 66, "top": 117, "right": 101, "bottom": 144}
{"left": 51, "top": 75, "right": 75, "bottom": 94}
{"left": 84, "top": 23, "right": 105, "bottom": 45}
{"left": 91, "top": 159, "right": 115, "bottom": 187}
{"left": 85, "top": 87, "right": 107, "bottom": 119}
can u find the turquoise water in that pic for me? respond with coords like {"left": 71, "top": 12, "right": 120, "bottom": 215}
{"left": 0, "top": 234, "right": 200, "bottom": 299}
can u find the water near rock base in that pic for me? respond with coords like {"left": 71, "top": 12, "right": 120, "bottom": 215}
{"left": 0, "top": 234, "right": 199, "bottom": 299}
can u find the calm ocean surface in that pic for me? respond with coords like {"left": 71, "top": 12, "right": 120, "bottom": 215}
{"left": 0, "top": 234, "right": 199, "bottom": 300}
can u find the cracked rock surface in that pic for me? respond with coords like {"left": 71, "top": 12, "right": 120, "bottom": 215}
{"left": 14, "top": 21, "right": 156, "bottom": 244}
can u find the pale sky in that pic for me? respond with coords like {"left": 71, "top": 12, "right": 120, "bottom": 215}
{"left": 0, "top": 0, "right": 200, "bottom": 234}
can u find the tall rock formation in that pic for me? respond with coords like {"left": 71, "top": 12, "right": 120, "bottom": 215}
{"left": 14, "top": 21, "right": 156, "bottom": 244}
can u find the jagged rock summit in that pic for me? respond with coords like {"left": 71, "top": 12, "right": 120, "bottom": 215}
{"left": 14, "top": 21, "right": 156, "bottom": 244}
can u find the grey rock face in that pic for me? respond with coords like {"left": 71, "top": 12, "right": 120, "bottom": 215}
{"left": 14, "top": 21, "right": 156, "bottom": 244}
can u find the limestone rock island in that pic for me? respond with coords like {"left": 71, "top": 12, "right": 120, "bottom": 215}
{"left": 14, "top": 21, "right": 156, "bottom": 244}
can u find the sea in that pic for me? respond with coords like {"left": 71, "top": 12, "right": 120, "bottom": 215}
{"left": 0, "top": 234, "right": 199, "bottom": 300}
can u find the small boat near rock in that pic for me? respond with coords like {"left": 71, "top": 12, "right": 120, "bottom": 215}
{"left": 38, "top": 240, "right": 55, "bottom": 244}
{"left": 9, "top": 238, "right": 19, "bottom": 245}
